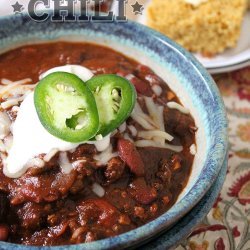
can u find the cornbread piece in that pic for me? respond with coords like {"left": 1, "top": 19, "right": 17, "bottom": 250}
{"left": 147, "top": 0, "right": 247, "bottom": 56}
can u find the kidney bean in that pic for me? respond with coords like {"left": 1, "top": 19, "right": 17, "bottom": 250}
{"left": 129, "top": 178, "right": 157, "bottom": 205}
{"left": 118, "top": 139, "right": 145, "bottom": 177}
{"left": 129, "top": 75, "right": 153, "bottom": 97}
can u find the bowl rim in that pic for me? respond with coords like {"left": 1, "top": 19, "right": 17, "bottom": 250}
{"left": 0, "top": 12, "right": 228, "bottom": 249}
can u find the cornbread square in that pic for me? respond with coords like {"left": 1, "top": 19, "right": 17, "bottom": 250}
{"left": 147, "top": 0, "right": 247, "bottom": 56}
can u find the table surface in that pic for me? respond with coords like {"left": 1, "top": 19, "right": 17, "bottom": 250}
{"left": 175, "top": 67, "right": 250, "bottom": 250}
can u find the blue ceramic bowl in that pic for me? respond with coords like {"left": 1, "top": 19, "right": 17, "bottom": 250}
{"left": 0, "top": 12, "right": 228, "bottom": 249}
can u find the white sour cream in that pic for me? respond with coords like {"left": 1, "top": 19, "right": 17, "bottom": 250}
{"left": 39, "top": 65, "right": 94, "bottom": 82}
{"left": 4, "top": 65, "right": 111, "bottom": 178}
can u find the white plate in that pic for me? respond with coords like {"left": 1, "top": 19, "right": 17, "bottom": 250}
{"left": 195, "top": 11, "right": 250, "bottom": 74}
{"left": 112, "top": 0, "right": 250, "bottom": 73}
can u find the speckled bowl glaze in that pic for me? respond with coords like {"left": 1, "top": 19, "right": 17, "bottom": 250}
{"left": 0, "top": 12, "right": 228, "bottom": 249}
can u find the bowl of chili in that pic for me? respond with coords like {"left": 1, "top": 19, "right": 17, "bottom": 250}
{"left": 0, "top": 11, "right": 228, "bottom": 249}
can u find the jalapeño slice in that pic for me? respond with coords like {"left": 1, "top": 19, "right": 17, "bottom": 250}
{"left": 34, "top": 72, "right": 99, "bottom": 143}
{"left": 86, "top": 74, "right": 136, "bottom": 137}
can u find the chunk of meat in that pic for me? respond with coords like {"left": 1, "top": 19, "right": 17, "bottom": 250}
{"left": 104, "top": 157, "right": 125, "bottom": 183}
{"left": 76, "top": 199, "right": 135, "bottom": 240}
{"left": 9, "top": 171, "right": 77, "bottom": 205}
{"left": 21, "top": 223, "right": 69, "bottom": 246}
{"left": 128, "top": 178, "right": 157, "bottom": 205}
{"left": 118, "top": 139, "right": 145, "bottom": 177}
{"left": 49, "top": 222, "right": 69, "bottom": 237}
{"left": 47, "top": 200, "right": 76, "bottom": 227}
{"left": 164, "top": 108, "right": 196, "bottom": 145}
{"left": 16, "top": 202, "right": 51, "bottom": 230}
{"left": 71, "top": 145, "right": 96, "bottom": 161}
{"left": 77, "top": 199, "right": 120, "bottom": 229}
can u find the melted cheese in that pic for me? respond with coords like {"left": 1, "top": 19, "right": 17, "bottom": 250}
{"left": 92, "top": 182, "right": 105, "bottom": 197}
{"left": 59, "top": 152, "right": 72, "bottom": 174}
{"left": 152, "top": 84, "right": 162, "bottom": 96}
{"left": 94, "top": 145, "right": 118, "bottom": 165}
{"left": 167, "top": 101, "right": 190, "bottom": 114}
{"left": 134, "top": 140, "right": 183, "bottom": 152}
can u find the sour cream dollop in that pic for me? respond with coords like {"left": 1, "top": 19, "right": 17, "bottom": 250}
{"left": 4, "top": 65, "right": 110, "bottom": 178}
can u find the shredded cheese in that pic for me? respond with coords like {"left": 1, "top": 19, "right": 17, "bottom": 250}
{"left": 1, "top": 96, "right": 26, "bottom": 109}
{"left": 135, "top": 140, "right": 183, "bottom": 152}
{"left": 88, "top": 133, "right": 111, "bottom": 152}
{"left": 128, "top": 125, "right": 137, "bottom": 137}
{"left": 72, "top": 159, "right": 87, "bottom": 169}
{"left": 144, "top": 97, "right": 166, "bottom": 145}
{"left": 92, "top": 182, "right": 105, "bottom": 197}
{"left": 190, "top": 144, "right": 197, "bottom": 155}
{"left": 130, "top": 97, "right": 185, "bottom": 151}
{"left": 167, "top": 101, "right": 190, "bottom": 114}
{"left": 59, "top": 152, "right": 72, "bottom": 174}
{"left": 119, "top": 122, "right": 126, "bottom": 133}
{"left": 2, "top": 86, "right": 36, "bottom": 100}
{"left": 138, "top": 130, "right": 173, "bottom": 141}
{"left": 0, "top": 111, "right": 11, "bottom": 139}
{"left": 131, "top": 102, "right": 158, "bottom": 130}
{"left": 1, "top": 79, "right": 13, "bottom": 85}
{"left": 123, "top": 133, "right": 134, "bottom": 142}
{"left": 130, "top": 114, "right": 155, "bottom": 130}
{"left": 0, "top": 78, "right": 32, "bottom": 97}
{"left": 152, "top": 84, "right": 162, "bottom": 96}
{"left": 94, "top": 145, "right": 118, "bottom": 165}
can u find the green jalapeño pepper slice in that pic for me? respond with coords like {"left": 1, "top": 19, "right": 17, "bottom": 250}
{"left": 34, "top": 72, "right": 99, "bottom": 143}
{"left": 86, "top": 74, "right": 136, "bottom": 137}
